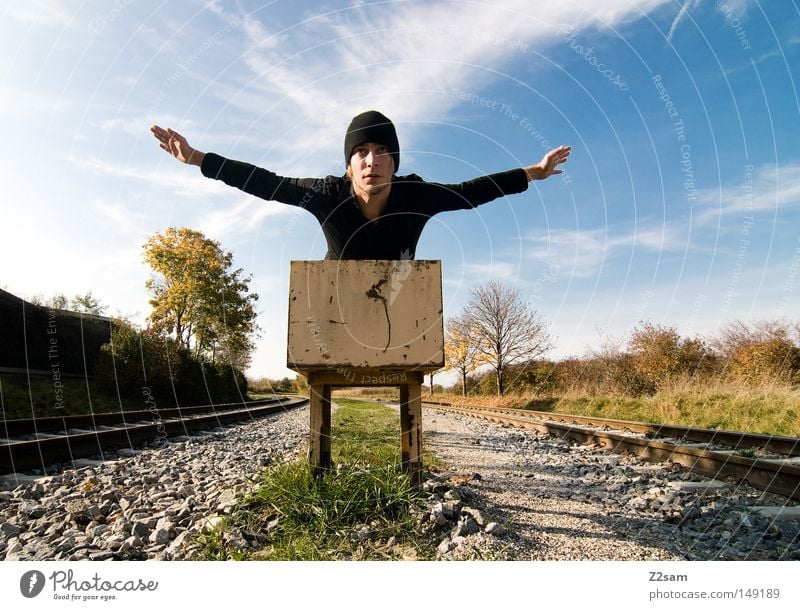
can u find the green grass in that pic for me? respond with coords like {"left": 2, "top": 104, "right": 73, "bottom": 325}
{"left": 0, "top": 375, "right": 123, "bottom": 419}
{"left": 0, "top": 374, "right": 274, "bottom": 420}
{"left": 196, "top": 398, "right": 443, "bottom": 560}
{"left": 514, "top": 389, "right": 800, "bottom": 437}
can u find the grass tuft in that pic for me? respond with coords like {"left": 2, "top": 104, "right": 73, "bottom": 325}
{"left": 195, "top": 397, "right": 440, "bottom": 560}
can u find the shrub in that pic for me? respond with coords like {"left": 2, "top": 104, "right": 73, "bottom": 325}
{"left": 628, "top": 322, "right": 711, "bottom": 393}
{"left": 95, "top": 320, "right": 247, "bottom": 409}
{"left": 729, "top": 338, "right": 800, "bottom": 385}
{"left": 714, "top": 320, "right": 800, "bottom": 386}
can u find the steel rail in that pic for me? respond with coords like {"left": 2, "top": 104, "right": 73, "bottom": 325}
{"left": 1, "top": 396, "right": 300, "bottom": 436}
{"left": 426, "top": 403, "right": 800, "bottom": 457}
{"left": 426, "top": 402, "right": 800, "bottom": 501}
{"left": 1, "top": 397, "right": 307, "bottom": 475}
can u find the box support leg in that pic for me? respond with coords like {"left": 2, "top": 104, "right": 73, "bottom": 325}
{"left": 400, "top": 382, "right": 423, "bottom": 490}
{"left": 309, "top": 382, "right": 331, "bottom": 475}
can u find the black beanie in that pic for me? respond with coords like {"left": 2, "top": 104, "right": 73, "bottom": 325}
{"left": 344, "top": 110, "right": 399, "bottom": 172}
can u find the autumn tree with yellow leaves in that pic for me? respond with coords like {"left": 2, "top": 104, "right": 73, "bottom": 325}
{"left": 444, "top": 312, "right": 486, "bottom": 396}
{"left": 143, "top": 228, "right": 259, "bottom": 369}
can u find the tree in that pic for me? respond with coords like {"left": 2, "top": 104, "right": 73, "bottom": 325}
{"left": 462, "top": 281, "right": 552, "bottom": 395}
{"left": 30, "top": 293, "right": 69, "bottom": 309}
{"left": 71, "top": 291, "right": 107, "bottom": 316}
{"left": 143, "top": 227, "right": 259, "bottom": 368}
{"left": 444, "top": 312, "right": 485, "bottom": 396}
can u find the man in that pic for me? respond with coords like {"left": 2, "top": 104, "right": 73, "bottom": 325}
{"left": 150, "top": 110, "right": 570, "bottom": 260}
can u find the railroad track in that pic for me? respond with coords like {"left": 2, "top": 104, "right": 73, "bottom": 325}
{"left": 0, "top": 395, "right": 307, "bottom": 475}
{"left": 423, "top": 401, "right": 800, "bottom": 501}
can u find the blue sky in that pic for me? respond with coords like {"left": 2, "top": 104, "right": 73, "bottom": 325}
{"left": 1, "top": 0, "right": 798, "bottom": 381}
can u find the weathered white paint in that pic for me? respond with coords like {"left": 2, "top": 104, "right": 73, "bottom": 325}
{"left": 287, "top": 260, "right": 444, "bottom": 371}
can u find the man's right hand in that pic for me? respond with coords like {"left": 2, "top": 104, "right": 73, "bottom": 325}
{"left": 150, "top": 125, "right": 204, "bottom": 166}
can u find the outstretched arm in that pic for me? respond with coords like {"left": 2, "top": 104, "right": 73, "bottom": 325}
{"left": 150, "top": 125, "right": 205, "bottom": 167}
{"left": 420, "top": 144, "right": 573, "bottom": 215}
{"left": 523, "top": 145, "right": 571, "bottom": 181}
{"left": 150, "top": 124, "right": 331, "bottom": 212}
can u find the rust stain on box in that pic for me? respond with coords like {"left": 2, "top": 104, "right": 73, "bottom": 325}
{"left": 287, "top": 260, "right": 444, "bottom": 371}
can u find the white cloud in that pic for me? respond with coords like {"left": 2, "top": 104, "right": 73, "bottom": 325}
{"left": 92, "top": 198, "right": 148, "bottom": 233}
{"left": 197, "top": 196, "right": 297, "bottom": 240}
{"left": 202, "top": 0, "right": 672, "bottom": 173}
{"left": 1, "top": 2, "right": 77, "bottom": 26}
{"left": 522, "top": 222, "right": 687, "bottom": 278}
{"left": 94, "top": 114, "right": 197, "bottom": 138}
{"left": 0, "top": 86, "right": 76, "bottom": 117}
{"left": 667, "top": 0, "right": 699, "bottom": 42}
{"left": 461, "top": 261, "right": 519, "bottom": 283}
{"left": 67, "top": 155, "right": 232, "bottom": 198}
{"left": 694, "top": 162, "right": 800, "bottom": 225}
{"left": 714, "top": 0, "right": 752, "bottom": 21}
{"left": 116, "top": 75, "right": 140, "bottom": 88}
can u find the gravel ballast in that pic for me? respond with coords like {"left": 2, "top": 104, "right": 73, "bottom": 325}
{"left": 2, "top": 402, "right": 799, "bottom": 561}
{"left": 1, "top": 406, "right": 308, "bottom": 560}
{"left": 423, "top": 408, "right": 800, "bottom": 561}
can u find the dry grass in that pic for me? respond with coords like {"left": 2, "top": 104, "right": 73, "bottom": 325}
{"left": 433, "top": 381, "right": 800, "bottom": 437}
{"left": 333, "top": 387, "right": 400, "bottom": 401}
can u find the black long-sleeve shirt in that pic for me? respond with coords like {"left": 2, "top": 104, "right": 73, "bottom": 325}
{"left": 201, "top": 152, "right": 529, "bottom": 260}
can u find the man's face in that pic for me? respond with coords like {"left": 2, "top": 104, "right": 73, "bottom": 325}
{"left": 349, "top": 141, "right": 395, "bottom": 195}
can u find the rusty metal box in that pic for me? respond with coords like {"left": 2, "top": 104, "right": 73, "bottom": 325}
{"left": 287, "top": 260, "right": 444, "bottom": 372}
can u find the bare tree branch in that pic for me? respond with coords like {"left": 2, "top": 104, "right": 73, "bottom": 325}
{"left": 463, "top": 281, "right": 552, "bottom": 395}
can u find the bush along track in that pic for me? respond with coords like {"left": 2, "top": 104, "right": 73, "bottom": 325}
{"left": 194, "top": 398, "right": 510, "bottom": 560}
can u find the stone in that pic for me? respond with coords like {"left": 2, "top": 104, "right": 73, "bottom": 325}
{"left": 1, "top": 522, "right": 22, "bottom": 537}
{"left": 105, "top": 535, "right": 126, "bottom": 550}
{"left": 441, "top": 500, "right": 461, "bottom": 519}
{"left": 64, "top": 499, "right": 92, "bottom": 520}
{"left": 124, "top": 535, "right": 144, "bottom": 549}
{"left": 437, "top": 538, "right": 455, "bottom": 554}
{"left": 196, "top": 516, "right": 224, "bottom": 532}
{"left": 222, "top": 529, "right": 249, "bottom": 551}
{"left": 19, "top": 501, "right": 46, "bottom": 519}
{"left": 166, "top": 531, "right": 191, "bottom": 556}
{"left": 461, "top": 507, "right": 491, "bottom": 527}
{"left": 485, "top": 522, "right": 506, "bottom": 536}
{"left": 130, "top": 522, "right": 151, "bottom": 539}
{"left": 149, "top": 528, "right": 170, "bottom": 545}
{"left": 5, "top": 541, "right": 25, "bottom": 560}
{"left": 89, "top": 551, "right": 114, "bottom": 560}
{"left": 354, "top": 526, "right": 373, "bottom": 542}
{"left": 216, "top": 490, "right": 237, "bottom": 511}
{"left": 431, "top": 504, "right": 450, "bottom": 526}
{"left": 92, "top": 525, "right": 111, "bottom": 539}
{"left": 739, "top": 513, "right": 755, "bottom": 528}
{"left": 443, "top": 489, "right": 461, "bottom": 501}
{"left": 54, "top": 536, "right": 77, "bottom": 553}
{"left": 453, "top": 516, "right": 480, "bottom": 537}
